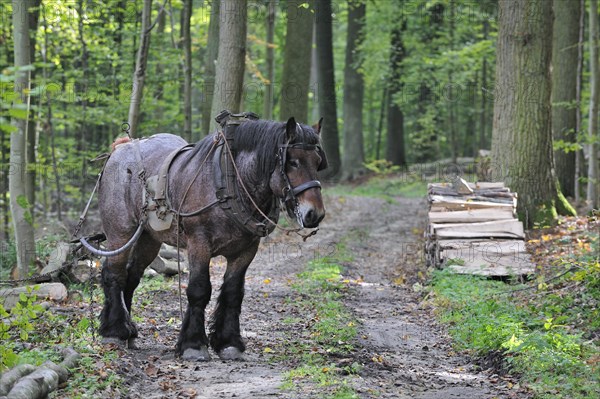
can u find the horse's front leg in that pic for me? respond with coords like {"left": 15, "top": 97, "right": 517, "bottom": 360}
{"left": 176, "top": 241, "right": 212, "bottom": 361}
{"left": 209, "top": 240, "right": 260, "bottom": 360}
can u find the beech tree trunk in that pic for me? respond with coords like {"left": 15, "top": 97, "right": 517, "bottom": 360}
{"left": 210, "top": 0, "right": 247, "bottom": 131}
{"left": 279, "top": 0, "right": 314, "bottom": 123}
{"left": 575, "top": 0, "right": 585, "bottom": 203}
{"left": 342, "top": 0, "right": 366, "bottom": 180}
{"left": 128, "top": 0, "right": 153, "bottom": 137}
{"left": 25, "top": 0, "right": 40, "bottom": 215}
{"left": 315, "top": 0, "right": 340, "bottom": 180}
{"left": 588, "top": 0, "right": 600, "bottom": 208}
{"left": 10, "top": 0, "right": 37, "bottom": 278}
{"left": 263, "top": 0, "right": 276, "bottom": 120}
{"left": 386, "top": 21, "right": 406, "bottom": 167}
{"left": 552, "top": 0, "right": 580, "bottom": 198}
{"left": 182, "top": 0, "right": 193, "bottom": 141}
{"left": 491, "top": 0, "right": 575, "bottom": 226}
{"left": 201, "top": 0, "right": 220, "bottom": 135}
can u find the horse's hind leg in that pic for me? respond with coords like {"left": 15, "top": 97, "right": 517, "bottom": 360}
{"left": 209, "top": 241, "right": 260, "bottom": 360}
{"left": 122, "top": 233, "right": 162, "bottom": 347}
{"left": 99, "top": 250, "right": 135, "bottom": 343}
{"left": 99, "top": 233, "right": 160, "bottom": 346}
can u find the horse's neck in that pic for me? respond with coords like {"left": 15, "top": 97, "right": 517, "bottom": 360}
{"left": 235, "top": 153, "right": 274, "bottom": 212}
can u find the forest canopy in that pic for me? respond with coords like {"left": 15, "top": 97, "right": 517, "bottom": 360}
{"left": 1, "top": 0, "right": 598, "bottom": 277}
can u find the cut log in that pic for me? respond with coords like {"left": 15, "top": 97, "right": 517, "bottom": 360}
{"left": 0, "top": 365, "right": 36, "bottom": 396}
{"left": 148, "top": 256, "right": 184, "bottom": 276}
{"left": 5, "top": 367, "right": 59, "bottom": 399}
{"left": 0, "top": 283, "right": 68, "bottom": 310}
{"left": 38, "top": 242, "right": 71, "bottom": 281}
{"left": 0, "top": 348, "right": 80, "bottom": 399}
{"left": 428, "top": 208, "right": 515, "bottom": 223}
{"left": 430, "top": 219, "right": 524, "bottom": 239}
{"left": 452, "top": 177, "right": 474, "bottom": 195}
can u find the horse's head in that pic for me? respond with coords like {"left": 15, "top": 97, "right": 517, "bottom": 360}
{"left": 270, "top": 117, "right": 327, "bottom": 228}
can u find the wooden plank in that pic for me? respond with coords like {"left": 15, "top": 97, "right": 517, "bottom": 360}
{"left": 442, "top": 249, "right": 535, "bottom": 276}
{"left": 431, "top": 219, "right": 524, "bottom": 239}
{"left": 429, "top": 195, "right": 516, "bottom": 212}
{"left": 429, "top": 194, "right": 515, "bottom": 205}
{"left": 437, "top": 239, "right": 525, "bottom": 251}
{"left": 437, "top": 239, "right": 535, "bottom": 276}
{"left": 428, "top": 182, "right": 506, "bottom": 190}
{"left": 428, "top": 208, "right": 515, "bottom": 223}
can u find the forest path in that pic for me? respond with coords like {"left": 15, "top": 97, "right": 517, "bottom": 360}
{"left": 115, "top": 193, "right": 519, "bottom": 399}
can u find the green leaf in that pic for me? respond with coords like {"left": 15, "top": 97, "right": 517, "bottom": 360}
{"left": 16, "top": 195, "right": 30, "bottom": 210}
{"left": 0, "top": 123, "right": 17, "bottom": 133}
{"left": 19, "top": 292, "right": 28, "bottom": 302}
{"left": 8, "top": 108, "right": 29, "bottom": 120}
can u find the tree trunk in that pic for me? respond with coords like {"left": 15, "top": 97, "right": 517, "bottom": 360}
{"left": 479, "top": 20, "right": 489, "bottom": 152}
{"left": 552, "top": 0, "right": 580, "bottom": 198}
{"left": 588, "top": 0, "right": 600, "bottom": 208}
{"left": 25, "top": 0, "right": 40, "bottom": 217}
{"left": 491, "top": 0, "right": 575, "bottom": 227}
{"left": 128, "top": 0, "right": 153, "bottom": 138}
{"left": 263, "top": 0, "right": 276, "bottom": 120}
{"left": 279, "top": 0, "right": 314, "bottom": 123}
{"left": 10, "top": 0, "right": 37, "bottom": 278}
{"left": 210, "top": 0, "right": 247, "bottom": 131}
{"left": 315, "top": 0, "right": 341, "bottom": 179}
{"left": 575, "top": 0, "right": 585, "bottom": 204}
{"left": 201, "top": 0, "right": 220, "bottom": 135}
{"left": 342, "top": 0, "right": 366, "bottom": 179}
{"left": 385, "top": 22, "right": 407, "bottom": 166}
{"left": 182, "top": 0, "right": 193, "bottom": 141}
{"left": 41, "top": 3, "right": 62, "bottom": 221}
{"left": 153, "top": 7, "right": 166, "bottom": 130}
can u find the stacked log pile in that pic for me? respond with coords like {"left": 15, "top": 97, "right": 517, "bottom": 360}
{"left": 425, "top": 180, "right": 536, "bottom": 276}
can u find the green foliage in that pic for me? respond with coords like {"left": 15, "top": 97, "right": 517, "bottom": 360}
{"left": 0, "top": 286, "right": 46, "bottom": 370}
{"left": 430, "top": 267, "right": 599, "bottom": 399}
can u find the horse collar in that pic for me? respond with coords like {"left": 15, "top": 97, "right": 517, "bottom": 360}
{"left": 213, "top": 138, "right": 279, "bottom": 237}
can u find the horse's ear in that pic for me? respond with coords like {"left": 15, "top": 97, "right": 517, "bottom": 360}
{"left": 286, "top": 117, "right": 297, "bottom": 141}
{"left": 313, "top": 117, "right": 323, "bottom": 135}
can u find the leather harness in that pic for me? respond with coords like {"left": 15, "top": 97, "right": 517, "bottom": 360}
{"left": 141, "top": 110, "right": 324, "bottom": 237}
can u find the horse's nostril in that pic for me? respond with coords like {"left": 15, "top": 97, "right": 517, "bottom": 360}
{"left": 303, "top": 209, "right": 324, "bottom": 228}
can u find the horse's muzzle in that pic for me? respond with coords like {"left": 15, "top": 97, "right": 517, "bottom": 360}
{"left": 302, "top": 207, "right": 325, "bottom": 228}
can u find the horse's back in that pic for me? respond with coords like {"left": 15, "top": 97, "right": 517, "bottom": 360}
{"left": 99, "top": 133, "right": 188, "bottom": 233}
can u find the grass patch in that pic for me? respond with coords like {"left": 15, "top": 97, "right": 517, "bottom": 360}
{"left": 279, "top": 246, "right": 360, "bottom": 398}
{"left": 429, "top": 268, "right": 599, "bottom": 399}
{"left": 327, "top": 174, "right": 427, "bottom": 202}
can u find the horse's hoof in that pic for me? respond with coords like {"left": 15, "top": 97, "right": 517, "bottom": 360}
{"left": 218, "top": 346, "right": 245, "bottom": 361}
{"left": 182, "top": 347, "right": 211, "bottom": 362}
{"left": 101, "top": 337, "right": 127, "bottom": 347}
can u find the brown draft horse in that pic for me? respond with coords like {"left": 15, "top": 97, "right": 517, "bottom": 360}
{"left": 95, "top": 116, "right": 326, "bottom": 361}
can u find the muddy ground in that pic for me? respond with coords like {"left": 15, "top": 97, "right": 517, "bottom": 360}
{"left": 78, "top": 193, "right": 530, "bottom": 398}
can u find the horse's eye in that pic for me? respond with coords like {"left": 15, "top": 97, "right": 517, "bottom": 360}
{"left": 288, "top": 159, "right": 300, "bottom": 169}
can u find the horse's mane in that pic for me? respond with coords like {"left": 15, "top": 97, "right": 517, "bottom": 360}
{"left": 186, "top": 119, "right": 321, "bottom": 177}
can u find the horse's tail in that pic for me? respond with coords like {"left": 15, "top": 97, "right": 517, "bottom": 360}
{"left": 111, "top": 136, "right": 131, "bottom": 152}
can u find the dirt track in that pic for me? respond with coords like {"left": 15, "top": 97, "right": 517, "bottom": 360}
{"left": 99, "top": 193, "right": 525, "bottom": 398}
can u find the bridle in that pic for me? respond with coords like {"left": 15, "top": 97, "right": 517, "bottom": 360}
{"left": 277, "top": 124, "right": 328, "bottom": 226}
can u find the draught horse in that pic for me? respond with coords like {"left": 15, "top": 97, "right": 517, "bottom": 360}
{"left": 94, "top": 115, "right": 327, "bottom": 361}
